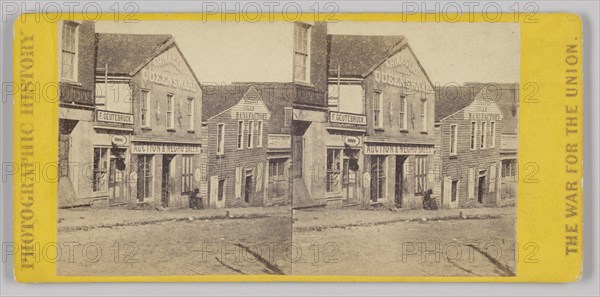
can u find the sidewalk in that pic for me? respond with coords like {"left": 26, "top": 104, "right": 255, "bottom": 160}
{"left": 292, "top": 206, "right": 515, "bottom": 232}
{"left": 58, "top": 206, "right": 292, "bottom": 232}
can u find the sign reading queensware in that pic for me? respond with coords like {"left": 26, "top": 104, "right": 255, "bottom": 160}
{"left": 365, "top": 143, "right": 434, "bottom": 155}
{"left": 131, "top": 142, "right": 201, "bottom": 154}
{"left": 96, "top": 110, "right": 134, "bottom": 124}
{"left": 329, "top": 111, "right": 367, "bottom": 126}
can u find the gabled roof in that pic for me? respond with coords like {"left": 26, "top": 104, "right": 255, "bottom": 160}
{"left": 435, "top": 86, "right": 504, "bottom": 122}
{"left": 203, "top": 85, "right": 270, "bottom": 120}
{"left": 95, "top": 33, "right": 172, "bottom": 76}
{"left": 435, "top": 83, "right": 519, "bottom": 133}
{"left": 328, "top": 35, "right": 405, "bottom": 78}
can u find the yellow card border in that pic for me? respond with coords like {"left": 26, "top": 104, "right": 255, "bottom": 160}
{"left": 12, "top": 12, "right": 583, "bottom": 282}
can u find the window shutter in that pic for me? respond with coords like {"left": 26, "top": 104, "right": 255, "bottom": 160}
{"left": 468, "top": 167, "right": 475, "bottom": 199}
{"left": 256, "top": 163, "right": 263, "bottom": 192}
{"left": 235, "top": 167, "right": 242, "bottom": 198}
{"left": 489, "top": 164, "right": 497, "bottom": 193}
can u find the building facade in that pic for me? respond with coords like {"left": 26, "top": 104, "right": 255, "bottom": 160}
{"left": 201, "top": 85, "right": 272, "bottom": 208}
{"left": 301, "top": 35, "right": 437, "bottom": 209}
{"left": 93, "top": 33, "right": 203, "bottom": 208}
{"left": 57, "top": 20, "right": 98, "bottom": 208}
{"left": 434, "top": 87, "right": 504, "bottom": 208}
{"left": 361, "top": 42, "right": 437, "bottom": 209}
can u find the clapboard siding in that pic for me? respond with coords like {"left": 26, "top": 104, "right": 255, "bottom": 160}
{"left": 439, "top": 109, "right": 502, "bottom": 208}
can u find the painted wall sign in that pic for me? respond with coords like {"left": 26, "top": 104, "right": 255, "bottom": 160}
{"left": 364, "top": 143, "right": 434, "bottom": 155}
{"left": 131, "top": 141, "right": 201, "bottom": 154}
{"left": 228, "top": 86, "right": 272, "bottom": 121}
{"left": 111, "top": 135, "right": 127, "bottom": 146}
{"left": 329, "top": 111, "right": 367, "bottom": 126}
{"left": 96, "top": 110, "right": 134, "bottom": 125}
{"left": 344, "top": 136, "right": 361, "bottom": 146}
{"left": 268, "top": 134, "right": 291, "bottom": 149}
{"left": 141, "top": 69, "right": 198, "bottom": 92}
{"left": 373, "top": 49, "right": 432, "bottom": 93}
{"left": 234, "top": 111, "right": 270, "bottom": 121}
{"left": 141, "top": 47, "right": 199, "bottom": 93}
{"left": 462, "top": 95, "right": 504, "bottom": 121}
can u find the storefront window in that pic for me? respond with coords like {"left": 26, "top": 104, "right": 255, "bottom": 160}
{"left": 326, "top": 149, "right": 342, "bottom": 193}
{"left": 137, "top": 155, "right": 153, "bottom": 201}
{"left": 181, "top": 155, "right": 194, "bottom": 194}
{"left": 93, "top": 148, "right": 108, "bottom": 192}
{"left": 414, "top": 155, "right": 428, "bottom": 195}
{"left": 502, "top": 159, "right": 516, "bottom": 178}
{"left": 371, "top": 155, "right": 386, "bottom": 201}
{"left": 269, "top": 159, "right": 286, "bottom": 182}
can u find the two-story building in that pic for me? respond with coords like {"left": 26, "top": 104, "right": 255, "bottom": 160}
{"left": 94, "top": 33, "right": 203, "bottom": 208}
{"left": 434, "top": 86, "right": 504, "bottom": 208}
{"left": 361, "top": 38, "right": 437, "bottom": 209}
{"left": 456, "top": 83, "right": 519, "bottom": 204}
{"left": 201, "top": 85, "right": 272, "bottom": 208}
{"left": 297, "top": 34, "right": 436, "bottom": 209}
{"left": 57, "top": 20, "right": 98, "bottom": 208}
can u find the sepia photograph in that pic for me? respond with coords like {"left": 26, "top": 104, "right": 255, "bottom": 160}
{"left": 55, "top": 20, "right": 519, "bottom": 277}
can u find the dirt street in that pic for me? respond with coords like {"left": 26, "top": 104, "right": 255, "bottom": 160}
{"left": 292, "top": 208, "right": 517, "bottom": 277}
{"left": 57, "top": 207, "right": 515, "bottom": 277}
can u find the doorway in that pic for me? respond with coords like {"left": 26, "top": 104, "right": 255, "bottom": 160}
{"left": 342, "top": 150, "right": 359, "bottom": 203}
{"left": 244, "top": 170, "right": 254, "bottom": 203}
{"left": 478, "top": 175, "right": 486, "bottom": 203}
{"left": 394, "top": 156, "right": 407, "bottom": 207}
{"left": 108, "top": 148, "right": 127, "bottom": 205}
{"left": 161, "top": 155, "right": 174, "bottom": 207}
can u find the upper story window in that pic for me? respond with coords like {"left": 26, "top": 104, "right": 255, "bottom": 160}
{"left": 328, "top": 84, "right": 364, "bottom": 114}
{"left": 61, "top": 21, "right": 79, "bottom": 81}
{"left": 450, "top": 124, "right": 458, "bottom": 155}
{"left": 420, "top": 98, "right": 428, "bottom": 132}
{"left": 140, "top": 90, "right": 150, "bottom": 127}
{"left": 187, "top": 98, "right": 195, "bottom": 131}
{"left": 293, "top": 23, "right": 310, "bottom": 83}
{"left": 373, "top": 91, "right": 383, "bottom": 128}
{"left": 284, "top": 107, "right": 292, "bottom": 127}
{"left": 257, "top": 121, "right": 263, "bottom": 147}
{"left": 166, "top": 94, "right": 175, "bottom": 130}
{"left": 247, "top": 121, "right": 254, "bottom": 149}
{"left": 399, "top": 95, "right": 407, "bottom": 130}
{"left": 490, "top": 122, "right": 496, "bottom": 148}
{"left": 217, "top": 124, "right": 225, "bottom": 155}
{"left": 237, "top": 120, "right": 244, "bottom": 149}
{"left": 470, "top": 121, "right": 477, "bottom": 150}
{"left": 480, "top": 121, "right": 487, "bottom": 149}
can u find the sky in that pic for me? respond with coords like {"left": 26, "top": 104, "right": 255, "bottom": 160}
{"left": 96, "top": 20, "right": 520, "bottom": 85}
